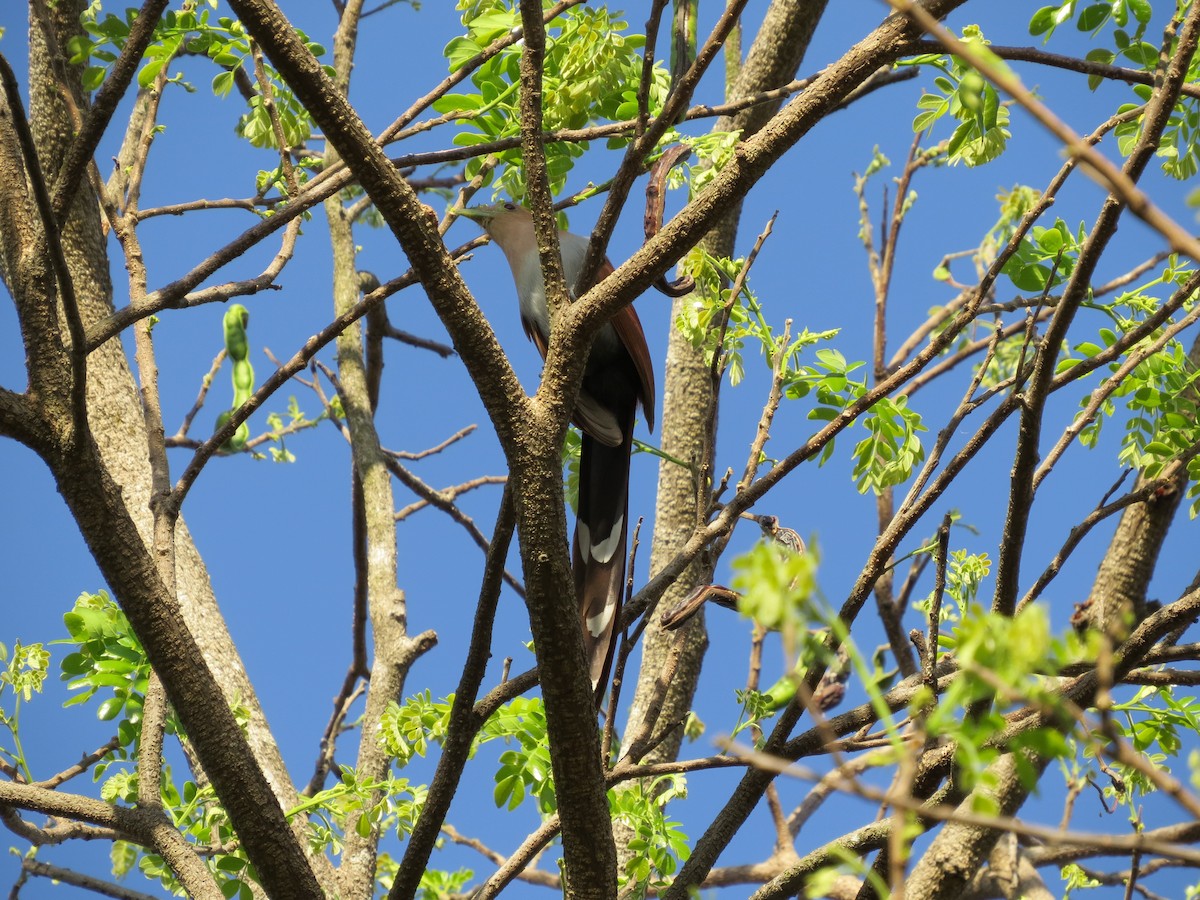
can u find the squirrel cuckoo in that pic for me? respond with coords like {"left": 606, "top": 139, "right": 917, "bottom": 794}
{"left": 459, "top": 202, "right": 655, "bottom": 706}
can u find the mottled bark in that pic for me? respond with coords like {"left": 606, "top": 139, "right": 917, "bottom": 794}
{"left": 24, "top": 0, "right": 304, "bottom": 819}
{"left": 322, "top": 7, "right": 437, "bottom": 896}
{"left": 4, "top": 2, "right": 326, "bottom": 894}
{"left": 903, "top": 753, "right": 1052, "bottom": 898}
{"left": 1085, "top": 332, "right": 1200, "bottom": 638}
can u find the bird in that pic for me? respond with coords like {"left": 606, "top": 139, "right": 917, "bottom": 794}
{"left": 459, "top": 202, "right": 655, "bottom": 707}
{"left": 756, "top": 515, "right": 805, "bottom": 557}
{"left": 661, "top": 513, "right": 805, "bottom": 630}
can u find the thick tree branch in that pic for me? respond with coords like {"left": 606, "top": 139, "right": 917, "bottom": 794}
{"left": 49, "top": 0, "right": 170, "bottom": 226}
{"left": 389, "top": 486, "right": 516, "bottom": 900}
{"left": 0, "top": 781, "right": 222, "bottom": 899}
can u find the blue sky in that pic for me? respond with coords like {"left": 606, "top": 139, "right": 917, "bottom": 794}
{"left": 1, "top": 1, "right": 1198, "bottom": 897}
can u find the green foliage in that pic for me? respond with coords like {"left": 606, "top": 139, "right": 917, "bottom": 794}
{"left": 914, "top": 605, "right": 1088, "bottom": 791}
{"left": 1050, "top": 258, "right": 1200, "bottom": 514}
{"left": 257, "top": 156, "right": 321, "bottom": 205}
{"left": 0, "top": 642, "right": 49, "bottom": 706}
{"left": 118, "top": 760, "right": 421, "bottom": 897}
{"left": 674, "top": 249, "right": 761, "bottom": 387}
{"left": 487, "top": 697, "right": 555, "bottom": 813}
{"left": 730, "top": 539, "right": 818, "bottom": 641}
{"left": 611, "top": 776, "right": 690, "bottom": 896}
{"left": 1061, "top": 862, "right": 1103, "bottom": 894}
{"left": 666, "top": 130, "right": 743, "bottom": 200}
{"left": 932, "top": 187, "right": 1057, "bottom": 387}
{"left": 1029, "top": 1, "right": 1200, "bottom": 179}
{"left": 732, "top": 627, "right": 847, "bottom": 740}
{"left": 730, "top": 685, "right": 781, "bottom": 742}
{"left": 1109, "top": 338, "right": 1200, "bottom": 475}
{"left": 562, "top": 427, "right": 581, "bottom": 512}
{"left": 416, "top": 866, "right": 475, "bottom": 900}
{"left": 1116, "top": 86, "right": 1200, "bottom": 180}
{"left": 67, "top": 4, "right": 328, "bottom": 150}
{"left": 1118, "top": 684, "right": 1198, "bottom": 756}
{"left": 377, "top": 855, "right": 475, "bottom": 900}
{"left": 914, "top": 549, "right": 991, "bottom": 633}
{"left": 252, "top": 395, "right": 333, "bottom": 463}
{"left": 0, "top": 639, "right": 50, "bottom": 781}
{"left": 673, "top": 249, "right": 842, "bottom": 436}
{"left": 381, "top": 692, "right": 558, "bottom": 814}
{"left": 1100, "top": 686, "right": 1200, "bottom": 802}
{"left": 805, "top": 844, "right": 893, "bottom": 899}
{"left": 787, "top": 349, "right": 927, "bottom": 494}
{"left": 849, "top": 393, "right": 928, "bottom": 494}
{"left": 907, "top": 26, "right": 1011, "bottom": 166}
{"left": 1029, "top": 0, "right": 1153, "bottom": 51}
{"left": 51, "top": 592, "right": 275, "bottom": 895}
{"left": 437, "top": 2, "right": 669, "bottom": 198}
{"left": 58, "top": 591, "right": 154, "bottom": 732}
{"left": 1001, "top": 217, "right": 1084, "bottom": 294}
{"left": 297, "top": 766, "right": 426, "bottom": 852}
{"left": 114, "top": 768, "right": 260, "bottom": 897}
{"left": 380, "top": 689, "right": 453, "bottom": 766}
{"left": 982, "top": 185, "right": 1043, "bottom": 263}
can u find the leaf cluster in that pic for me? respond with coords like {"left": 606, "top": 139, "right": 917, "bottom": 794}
{"left": 68, "top": 3, "right": 329, "bottom": 151}
{"left": 435, "top": 1, "right": 668, "bottom": 198}
{"left": 381, "top": 692, "right": 557, "bottom": 813}
{"left": 58, "top": 591, "right": 159, "bottom": 736}
{"left": 789, "top": 349, "right": 928, "bottom": 495}
{"left": 908, "top": 26, "right": 1011, "bottom": 167}
{"left": 1030, "top": 0, "right": 1153, "bottom": 45}
{"left": 915, "top": 605, "right": 1087, "bottom": 799}
{"left": 611, "top": 776, "right": 690, "bottom": 896}
{"left": 1117, "top": 85, "right": 1200, "bottom": 180}
{"left": 0, "top": 640, "right": 50, "bottom": 781}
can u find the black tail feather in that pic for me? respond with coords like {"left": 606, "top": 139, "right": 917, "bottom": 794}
{"left": 573, "top": 422, "right": 633, "bottom": 708}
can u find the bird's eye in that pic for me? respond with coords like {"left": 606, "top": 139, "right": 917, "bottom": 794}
{"left": 503, "top": 201, "right": 516, "bottom": 211}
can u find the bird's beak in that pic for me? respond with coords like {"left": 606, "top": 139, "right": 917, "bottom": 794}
{"left": 456, "top": 206, "right": 494, "bottom": 224}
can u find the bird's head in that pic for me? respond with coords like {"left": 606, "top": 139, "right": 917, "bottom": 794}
{"left": 457, "top": 202, "right": 534, "bottom": 252}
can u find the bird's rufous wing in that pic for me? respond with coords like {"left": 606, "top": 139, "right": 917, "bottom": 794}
{"left": 595, "top": 259, "right": 656, "bottom": 432}
{"left": 521, "top": 315, "right": 550, "bottom": 361}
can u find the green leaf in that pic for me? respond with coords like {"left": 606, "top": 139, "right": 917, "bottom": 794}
{"left": 1127, "top": 0, "right": 1152, "bottom": 24}
{"left": 1010, "top": 262, "right": 1052, "bottom": 292}
{"left": 137, "top": 59, "right": 166, "bottom": 89}
{"left": 212, "top": 70, "right": 235, "bottom": 97}
{"left": 356, "top": 811, "right": 372, "bottom": 837}
{"left": 493, "top": 774, "right": 519, "bottom": 809}
{"left": 1028, "top": 5, "right": 1062, "bottom": 36}
{"left": 96, "top": 696, "right": 125, "bottom": 720}
{"left": 82, "top": 66, "right": 107, "bottom": 91}
{"left": 431, "top": 93, "right": 482, "bottom": 114}
{"left": 1036, "top": 228, "right": 1064, "bottom": 253}
{"left": 1123, "top": 41, "right": 1159, "bottom": 67}
{"left": 1077, "top": 3, "right": 1111, "bottom": 31}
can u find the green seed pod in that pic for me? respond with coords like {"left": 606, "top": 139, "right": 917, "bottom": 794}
{"left": 223, "top": 304, "right": 250, "bottom": 362}
{"left": 215, "top": 410, "right": 249, "bottom": 453}
{"left": 232, "top": 358, "right": 255, "bottom": 399}
{"left": 215, "top": 304, "right": 255, "bottom": 453}
{"left": 762, "top": 672, "right": 798, "bottom": 712}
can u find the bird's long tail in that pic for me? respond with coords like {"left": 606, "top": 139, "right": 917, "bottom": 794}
{"left": 573, "top": 423, "right": 633, "bottom": 708}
